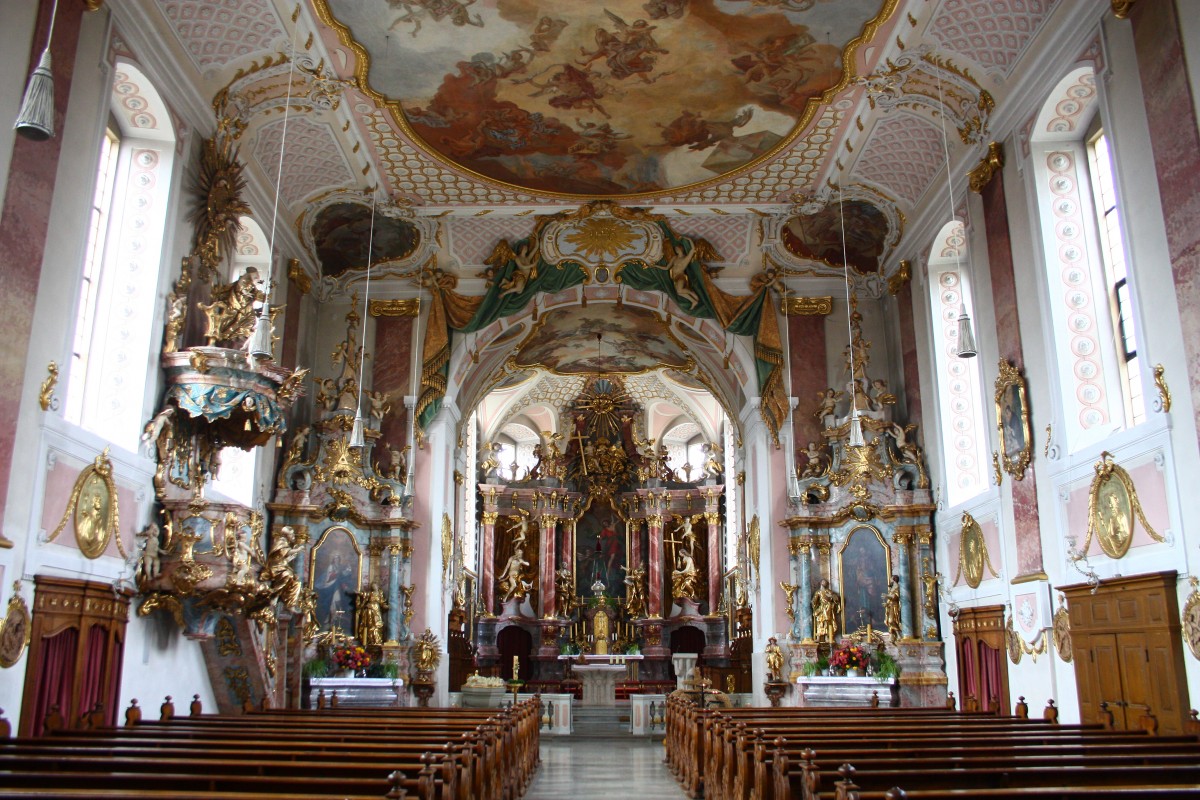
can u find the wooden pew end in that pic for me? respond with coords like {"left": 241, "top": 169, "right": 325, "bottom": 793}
{"left": 160, "top": 695, "right": 175, "bottom": 721}
{"left": 190, "top": 694, "right": 203, "bottom": 716}
{"left": 124, "top": 699, "right": 141, "bottom": 727}
{"left": 1015, "top": 696, "right": 1028, "bottom": 719}
{"left": 1044, "top": 698, "right": 1059, "bottom": 724}
{"left": 946, "top": 691, "right": 956, "bottom": 711}
{"left": 386, "top": 769, "right": 410, "bottom": 799}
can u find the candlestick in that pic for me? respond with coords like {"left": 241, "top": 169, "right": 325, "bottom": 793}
{"left": 513, "top": 655, "right": 519, "bottom": 678}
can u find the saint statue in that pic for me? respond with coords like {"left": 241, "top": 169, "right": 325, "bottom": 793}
{"left": 261, "top": 525, "right": 305, "bottom": 611}
{"left": 356, "top": 582, "right": 387, "bottom": 647}
{"left": 671, "top": 543, "right": 700, "bottom": 600}
{"left": 884, "top": 575, "right": 902, "bottom": 640}
{"left": 623, "top": 565, "right": 647, "bottom": 618}
{"left": 765, "top": 636, "right": 785, "bottom": 681}
{"left": 811, "top": 579, "right": 841, "bottom": 644}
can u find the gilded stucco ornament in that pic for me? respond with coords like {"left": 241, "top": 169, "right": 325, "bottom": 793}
{"left": 954, "top": 512, "right": 999, "bottom": 589}
{"left": 1052, "top": 594, "right": 1072, "bottom": 663}
{"left": 967, "top": 142, "right": 1005, "bottom": 194}
{"left": 413, "top": 627, "right": 442, "bottom": 672}
{"left": 1181, "top": 577, "right": 1200, "bottom": 661}
{"left": 1081, "top": 451, "right": 1164, "bottom": 560}
{"left": 0, "top": 582, "right": 31, "bottom": 668}
{"left": 38, "top": 361, "right": 57, "bottom": 411}
{"left": 47, "top": 448, "right": 125, "bottom": 560}
{"left": 1153, "top": 363, "right": 1171, "bottom": 413}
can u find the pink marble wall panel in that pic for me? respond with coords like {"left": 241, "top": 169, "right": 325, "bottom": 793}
{"left": 769, "top": 444, "right": 790, "bottom": 636}
{"left": 280, "top": 281, "right": 301, "bottom": 370}
{"left": 896, "top": 281, "right": 925, "bottom": 436}
{"left": 39, "top": 455, "right": 138, "bottom": 558}
{"left": 788, "top": 315, "right": 827, "bottom": 453}
{"left": 0, "top": 1, "right": 84, "bottom": 523}
{"left": 1130, "top": 1, "right": 1200, "bottom": 449}
{"left": 982, "top": 173, "right": 1045, "bottom": 578}
{"left": 374, "top": 316, "right": 413, "bottom": 450}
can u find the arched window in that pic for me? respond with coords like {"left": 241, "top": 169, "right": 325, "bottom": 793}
{"left": 927, "top": 221, "right": 988, "bottom": 507}
{"left": 1028, "top": 66, "right": 1143, "bottom": 449}
{"left": 63, "top": 61, "right": 176, "bottom": 452}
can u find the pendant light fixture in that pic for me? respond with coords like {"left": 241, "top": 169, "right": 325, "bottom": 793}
{"left": 839, "top": 180, "right": 866, "bottom": 449}
{"left": 935, "top": 66, "right": 977, "bottom": 358}
{"left": 249, "top": 11, "right": 300, "bottom": 361}
{"left": 348, "top": 188, "right": 379, "bottom": 451}
{"left": 14, "top": 0, "right": 59, "bottom": 140}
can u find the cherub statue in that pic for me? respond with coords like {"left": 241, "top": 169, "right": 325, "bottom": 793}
{"left": 799, "top": 441, "right": 827, "bottom": 478}
{"left": 702, "top": 441, "right": 724, "bottom": 477}
{"left": 230, "top": 526, "right": 257, "bottom": 587}
{"left": 368, "top": 390, "right": 391, "bottom": 423}
{"left": 135, "top": 523, "right": 162, "bottom": 584}
{"left": 657, "top": 242, "right": 701, "bottom": 307}
{"left": 498, "top": 240, "right": 540, "bottom": 298}
{"left": 815, "top": 387, "right": 841, "bottom": 420}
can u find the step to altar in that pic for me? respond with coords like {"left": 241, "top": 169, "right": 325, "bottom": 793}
{"left": 570, "top": 704, "right": 629, "bottom": 738}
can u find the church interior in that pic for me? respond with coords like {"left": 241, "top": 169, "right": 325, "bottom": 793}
{"left": 4, "top": 0, "right": 1200, "bottom": 796}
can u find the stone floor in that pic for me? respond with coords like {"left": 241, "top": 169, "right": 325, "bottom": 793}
{"left": 524, "top": 737, "right": 687, "bottom": 799}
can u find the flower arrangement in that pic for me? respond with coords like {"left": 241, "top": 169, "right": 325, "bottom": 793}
{"left": 829, "top": 642, "right": 868, "bottom": 672}
{"left": 464, "top": 673, "right": 506, "bottom": 688}
{"left": 332, "top": 644, "right": 371, "bottom": 672}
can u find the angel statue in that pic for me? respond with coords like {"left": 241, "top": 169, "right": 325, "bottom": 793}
{"left": 261, "top": 525, "right": 305, "bottom": 611}
{"left": 499, "top": 546, "right": 533, "bottom": 602}
{"left": 490, "top": 239, "right": 540, "bottom": 298}
{"left": 657, "top": 242, "right": 701, "bottom": 307}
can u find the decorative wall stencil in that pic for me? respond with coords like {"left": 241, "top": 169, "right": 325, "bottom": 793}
{"left": 46, "top": 449, "right": 125, "bottom": 559}
{"left": 316, "top": 0, "right": 896, "bottom": 195}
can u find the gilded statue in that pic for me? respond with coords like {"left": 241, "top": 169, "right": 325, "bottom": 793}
{"left": 200, "top": 267, "right": 264, "bottom": 346}
{"left": 811, "top": 579, "right": 840, "bottom": 644}
{"left": 412, "top": 628, "right": 441, "bottom": 673}
{"left": 884, "top": 575, "right": 901, "bottom": 640}
{"left": 261, "top": 525, "right": 304, "bottom": 611}
{"left": 400, "top": 584, "right": 415, "bottom": 630}
{"left": 765, "top": 636, "right": 785, "bottom": 681}
{"left": 779, "top": 582, "right": 798, "bottom": 623}
{"left": 497, "top": 240, "right": 540, "bottom": 298}
{"left": 671, "top": 542, "right": 700, "bottom": 600}
{"left": 623, "top": 564, "right": 647, "bottom": 618}
{"left": 499, "top": 546, "right": 532, "bottom": 602}
{"left": 747, "top": 515, "right": 761, "bottom": 583}
{"left": 658, "top": 242, "right": 701, "bottom": 307}
{"left": 135, "top": 523, "right": 162, "bottom": 584}
{"left": 701, "top": 441, "right": 723, "bottom": 477}
{"left": 368, "top": 390, "right": 391, "bottom": 423}
{"left": 555, "top": 560, "right": 576, "bottom": 614}
{"left": 356, "top": 582, "right": 386, "bottom": 647}
{"left": 921, "top": 563, "right": 939, "bottom": 622}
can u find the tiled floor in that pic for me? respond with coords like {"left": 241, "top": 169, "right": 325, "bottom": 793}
{"left": 524, "top": 737, "right": 688, "bottom": 798}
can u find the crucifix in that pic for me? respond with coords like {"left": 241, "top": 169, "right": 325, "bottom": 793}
{"left": 570, "top": 417, "right": 590, "bottom": 476}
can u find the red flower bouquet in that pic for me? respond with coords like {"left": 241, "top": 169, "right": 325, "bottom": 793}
{"left": 829, "top": 643, "right": 868, "bottom": 671}
{"left": 332, "top": 644, "right": 372, "bottom": 672}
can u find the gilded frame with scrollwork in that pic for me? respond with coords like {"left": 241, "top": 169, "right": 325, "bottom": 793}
{"left": 307, "top": 525, "right": 363, "bottom": 632}
{"left": 836, "top": 525, "right": 892, "bottom": 636}
{"left": 995, "top": 360, "right": 1032, "bottom": 479}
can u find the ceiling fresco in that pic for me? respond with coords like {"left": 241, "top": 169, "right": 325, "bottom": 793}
{"left": 513, "top": 305, "right": 691, "bottom": 375}
{"left": 310, "top": 202, "right": 421, "bottom": 276}
{"left": 317, "top": 0, "right": 895, "bottom": 196}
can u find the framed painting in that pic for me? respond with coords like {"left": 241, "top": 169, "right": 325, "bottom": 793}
{"left": 574, "top": 504, "right": 624, "bottom": 597}
{"left": 308, "top": 526, "right": 363, "bottom": 632}
{"left": 995, "top": 360, "right": 1032, "bottom": 479}
{"left": 837, "top": 525, "right": 891, "bottom": 635}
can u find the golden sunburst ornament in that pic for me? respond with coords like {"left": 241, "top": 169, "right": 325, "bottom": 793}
{"left": 563, "top": 217, "right": 642, "bottom": 261}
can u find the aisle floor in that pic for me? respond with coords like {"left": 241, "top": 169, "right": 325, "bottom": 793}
{"left": 524, "top": 737, "right": 688, "bottom": 799}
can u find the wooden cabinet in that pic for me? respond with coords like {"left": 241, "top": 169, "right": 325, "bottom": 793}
{"left": 952, "top": 604, "right": 1009, "bottom": 714}
{"left": 1062, "top": 571, "right": 1190, "bottom": 735}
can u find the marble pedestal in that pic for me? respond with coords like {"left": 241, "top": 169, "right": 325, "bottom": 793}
{"left": 574, "top": 664, "right": 625, "bottom": 706}
{"left": 629, "top": 693, "right": 667, "bottom": 735}
{"left": 672, "top": 653, "right": 697, "bottom": 689}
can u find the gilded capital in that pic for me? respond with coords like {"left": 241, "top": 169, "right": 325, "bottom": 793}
{"left": 647, "top": 514, "right": 664, "bottom": 528}
{"left": 968, "top": 142, "right": 1005, "bottom": 193}
{"left": 481, "top": 511, "right": 499, "bottom": 525}
{"left": 287, "top": 258, "right": 312, "bottom": 295}
{"left": 781, "top": 296, "right": 833, "bottom": 316}
{"left": 369, "top": 298, "right": 420, "bottom": 317}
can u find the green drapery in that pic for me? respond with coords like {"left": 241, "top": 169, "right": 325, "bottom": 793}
{"left": 417, "top": 221, "right": 787, "bottom": 442}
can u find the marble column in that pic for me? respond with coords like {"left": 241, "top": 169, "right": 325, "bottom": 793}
{"left": 647, "top": 514, "right": 664, "bottom": 616}
{"left": 797, "top": 540, "right": 813, "bottom": 641}
{"left": 387, "top": 543, "right": 401, "bottom": 642}
{"left": 539, "top": 514, "right": 557, "bottom": 617}
{"left": 628, "top": 519, "right": 642, "bottom": 569}
{"left": 481, "top": 511, "right": 498, "bottom": 615}
{"left": 893, "top": 529, "right": 914, "bottom": 639}
{"left": 705, "top": 511, "right": 722, "bottom": 613}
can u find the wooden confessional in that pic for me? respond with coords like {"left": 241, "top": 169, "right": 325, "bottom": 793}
{"left": 952, "top": 604, "right": 1009, "bottom": 714}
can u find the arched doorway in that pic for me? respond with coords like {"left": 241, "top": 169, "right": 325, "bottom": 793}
{"left": 496, "top": 625, "right": 533, "bottom": 682}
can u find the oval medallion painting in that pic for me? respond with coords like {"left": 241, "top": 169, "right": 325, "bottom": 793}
{"left": 318, "top": 0, "right": 894, "bottom": 196}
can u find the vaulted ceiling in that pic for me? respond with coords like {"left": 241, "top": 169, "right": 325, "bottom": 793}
{"left": 136, "top": 0, "right": 1070, "bottom": 288}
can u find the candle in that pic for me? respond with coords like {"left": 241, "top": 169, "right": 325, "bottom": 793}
{"left": 513, "top": 656, "right": 519, "bottom": 678}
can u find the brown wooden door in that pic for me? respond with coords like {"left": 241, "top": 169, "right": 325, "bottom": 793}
{"left": 1063, "top": 572, "right": 1190, "bottom": 735}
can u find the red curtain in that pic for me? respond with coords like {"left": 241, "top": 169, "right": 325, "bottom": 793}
{"left": 979, "top": 641, "right": 1002, "bottom": 713}
{"left": 29, "top": 627, "right": 78, "bottom": 736}
{"left": 959, "top": 636, "right": 977, "bottom": 706}
{"left": 78, "top": 624, "right": 108, "bottom": 722}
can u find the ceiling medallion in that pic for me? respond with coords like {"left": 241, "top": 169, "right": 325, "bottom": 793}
{"left": 541, "top": 204, "right": 663, "bottom": 283}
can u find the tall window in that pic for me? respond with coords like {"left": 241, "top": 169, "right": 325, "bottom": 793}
{"left": 64, "top": 126, "right": 120, "bottom": 425}
{"left": 64, "top": 62, "right": 176, "bottom": 452}
{"left": 928, "top": 222, "right": 988, "bottom": 508}
{"left": 1088, "top": 130, "right": 1145, "bottom": 426}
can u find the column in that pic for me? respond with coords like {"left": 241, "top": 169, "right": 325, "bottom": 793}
{"left": 538, "top": 514, "right": 557, "bottom": 617}
{"left": 893, "top": 529, "right": 914, "bottom": 639}
{"left": 628, "top": 518, "right": 642, "bottom": 569}
{"left": 480, "top": 511, "right": 498, "bottom": 615}
{"left": 797, "top": 539, "right": 813, "bottom": 641}
{"left": 917, "top": 526, "right": 935, "bottom": 639}
{"left": 705, "top": 510, "right": 722, "bottom": 613}
{"left": 647, "top": 514, "right": 664, "bottom": 616}
{"left": 387, "top": 543, "right": 401, "bottom": 642}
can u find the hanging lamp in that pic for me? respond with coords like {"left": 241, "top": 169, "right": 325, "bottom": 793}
{"left": 14, "top": 0, "right": 59, "bottom": 140}
{"left": 348, "top": 189, "right": 379, "bottom": 451}
{"left": 249, "top": 14, "right": 301, "bottom": 361}
{"left": 936, "top": 66, "right": 978, "bottom": 358}
{"left": 838, "top": 180, "right": 867, "bottom": 449}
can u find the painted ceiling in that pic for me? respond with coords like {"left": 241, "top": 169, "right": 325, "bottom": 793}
{"left": 138, "top": 0, "right": 1071, "bottom": 286}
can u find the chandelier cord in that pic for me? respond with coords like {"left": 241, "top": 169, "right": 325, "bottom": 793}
{"left": 935, "top": 66, "right": 966, "bottom": 288}
{"left": 839, "top": 178, "right": 858, "bottom": 419}
{"left": 354, "top": 189, "right": 379, "bottom": 421}
{"left": 262, "top": 11, "right": 299, "bottom": 313}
